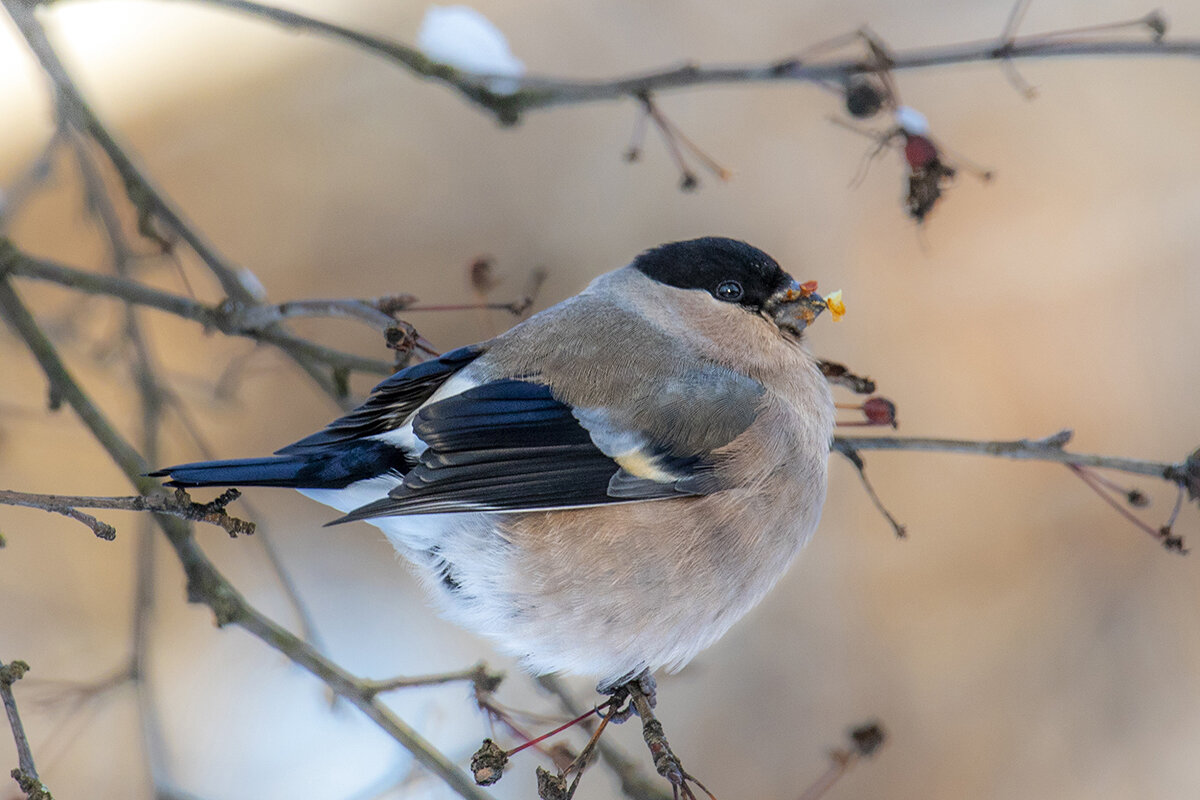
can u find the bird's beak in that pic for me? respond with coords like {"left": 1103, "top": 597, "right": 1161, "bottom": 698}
{"left": 765, "top": 280, "right": 827, "bottom": 336}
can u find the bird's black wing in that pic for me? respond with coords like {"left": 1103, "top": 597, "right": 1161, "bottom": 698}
{"left": 333, "top": 369, "right": 764, "bottom": 521}
{"left": 151, "top": 346, "right": 486, "bottom": 489}
{"left": 275, "top": 345, "right": 484, "bottom": 455}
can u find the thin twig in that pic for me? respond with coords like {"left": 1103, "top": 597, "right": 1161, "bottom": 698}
{"left": 1, "top": 659, "right": 53, "bottom": 800}
{"left": 0, "top": 240, "right": 394, "bottom": 377}
{"left": 361, "top": 662, "right": 503, "bottom": 699}
{"left": 830, "top": 441, "right": 907, "bottom": 539}
{"left": 0, "top": 126, "right": 66, "bottom": 235}
{"left": 1000, "top": 0, "right": 1034, "bottom": 43}
{"left": 120, "top": 0, "right": 1200, "bottom": 123}
{"left": 818, "top": 359, "right": 877, "bottom": 395}
{"left": 834, "top": 431, "right": 1195, "bottom": 548}
{"left": 834, "top": 430, "right": 1188, "bottom": 482}
{"left": 1067, "top": 465, "right": 1183, "bottom": 551}
{"left": 2, "top": 499, "right": 116, "bottom": 540}
{"left": 0, "top": 488, "right": 255, "bottom": 538}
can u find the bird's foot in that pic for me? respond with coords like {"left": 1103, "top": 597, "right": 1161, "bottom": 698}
{"left": 599, "top": 669, "right": 656, "bottom": 723}
{"left": 602, "top": 673, "right": 715, "bottom": 800}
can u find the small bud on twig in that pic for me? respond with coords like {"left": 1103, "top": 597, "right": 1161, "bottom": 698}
{"left": 471, "top": 738, "right": 507, "bottom": 786}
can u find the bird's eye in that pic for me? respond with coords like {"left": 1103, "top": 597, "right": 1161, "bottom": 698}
{"left": 715, "top": 280, "right": 744, "bottom": 302}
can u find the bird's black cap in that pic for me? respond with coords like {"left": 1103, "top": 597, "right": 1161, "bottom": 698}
{"left": 632, "top": 237, "right": 791, "bottom": 311}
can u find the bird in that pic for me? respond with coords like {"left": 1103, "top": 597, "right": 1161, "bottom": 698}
{"left": 152, "top": 237, "right": 838, "bottom": 693}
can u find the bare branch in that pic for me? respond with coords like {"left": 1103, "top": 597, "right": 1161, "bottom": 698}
{"left": 406, "top": 265, "right": 548, "bottom": 317}
{"left": 362, "top": 662, "right": 503, "bottom": 699}
{"left": 234, "top": 298, "right": 403, "bottom": 331}
{"left": 0, "top": 239, "right": 395, "bottom": 378}
{"left": 0, "top": 126, "right": 66, "bottom": 235}
{"left": 830, "top": 441, "right": 907, "bottom": 539}
{"left": 0, "top": 2, "right": 405, "bottom": 404}
{"left": 834, "top": 430, "right": 1188, "bottom": 482}
{"left": 0, "top": 495, "right": 116, "bottom": 540}
{"left": 1, "top": 659, "right": 53, "bottom": 800}
{"left": 1000, "top": 0, "right": 1034, "bottom": 44}
{"left": 0, "top": 278, "right": 489, "bottom": 800}
{"left": 0, "top": 488, "right": 255, "bottom": 538}
{"left": 3, "top": 0, "right": 254, "bottom": 302}
{"left": 116, "top": 0, "right": 1200, "bottom": 124}
{"left": 834, "top": 431, "right": 1196, "bottom": 550}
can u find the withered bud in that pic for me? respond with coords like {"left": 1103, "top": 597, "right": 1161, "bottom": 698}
{"left": 536, "top": 766, "right": 569, "bottom": 800}
{"left": 844, "top": 75, "right": 885, "bottom": 118}
{"left": 470, "top": 738, "right": 507, "bottom": 786}
{"left": 1160, "top": 532, "right": 1188, "bottom": 555}
{"left": 850, "top": 721, "right": 887, "bottom": 757}
{"left": 469, "top": 257, "right": 500, "bottom": 294}
{"left": 1145, "top": 10, "right": 1168, "bottom": 42}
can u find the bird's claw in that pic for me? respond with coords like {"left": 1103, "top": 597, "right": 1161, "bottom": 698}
{"left": 599, "top": 670, "right": 657, "bottom": 723}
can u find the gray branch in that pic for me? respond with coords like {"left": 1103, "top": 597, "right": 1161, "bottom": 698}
{"left": 0, "top": 488, "right": 256, "bottom": 539}
{"left": 1, "top": 659, "right": 52, "bottom": 800}
{"left": 834, "top": 429, "right": 1190, "bottom": 482}
{"left": 140, "top": 0, "right": 1197, "bottom": 123}
{"left": 0, "top": 239, "right": 396, "bottom": 377}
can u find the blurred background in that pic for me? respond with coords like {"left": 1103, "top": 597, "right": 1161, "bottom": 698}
{"left": 1, "top": 0, "right": 1199, "bottom": 798}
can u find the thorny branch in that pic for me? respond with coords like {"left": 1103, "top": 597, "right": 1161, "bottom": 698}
{"left": 1, "top": 659, "right": 52, "bottom": 800}
{"left": 0, "top": 488, "right": 255, "bottom": 539}
{"left": 104, "top": 0, "right": 1193, "bottom": 125}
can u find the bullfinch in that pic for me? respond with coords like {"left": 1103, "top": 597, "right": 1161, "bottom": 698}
{"left": 153, "top": 237, "right": 837, "bottom": 691}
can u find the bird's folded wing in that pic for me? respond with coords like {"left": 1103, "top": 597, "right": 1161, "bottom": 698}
{"left": 275, "top": 345, "right": 485, "bottom": 455}
{"left": 334, "top": 367, "right": 764, "bottom": 521}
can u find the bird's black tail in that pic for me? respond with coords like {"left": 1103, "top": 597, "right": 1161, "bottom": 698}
{"left": 149, "top": 440, "right": 410, "bottom": 490}
{"left": 149, "top": 456, "right": 319, "bottom": 488}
